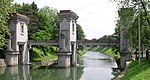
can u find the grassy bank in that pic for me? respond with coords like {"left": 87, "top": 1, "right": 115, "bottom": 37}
{"left": 31, "top": 47, "right": 58, "bottom": 61}
{"left": 32, "top": 46, "right": 89, "bottom": 61}
{"left": 77, "top": 47, "right": 89, "bottom": 56}
{"left": 122, "top": 58, "right": 150, "bottom": 80}
{"left": 91, "top": 47, "right": 120, "bottom": 58}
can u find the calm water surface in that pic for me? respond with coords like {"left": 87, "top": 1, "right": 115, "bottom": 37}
{"left": 0, "top": 51, "right": 117, "bottom": 80}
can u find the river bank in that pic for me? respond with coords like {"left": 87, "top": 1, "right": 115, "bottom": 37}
{"left": 120, "top": 58, "right": 150, "bottom": 80}
{"left": 90, "top": 47, "right": 120, "bottom": 58}
{"left": 78, "top": 47, "right": 150, "bottom": 80}
{"left": 115, "top": 61, "right": 130, "bottom": 80}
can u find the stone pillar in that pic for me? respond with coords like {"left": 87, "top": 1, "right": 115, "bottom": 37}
{"left": 58, "top": 33, "right": 71, "bottom": 67}
{"left": 0, "top": 59, "right": 6, "bottom": 67}
{"left": 120, "top": 26, "right": 133, "bottom": 70}
{"left": 8, "top": 13, "right": 29, "bottom": 65}
{"left": 71, "top": 42, "right": 77, "bottom": 66}
{"left": 120, "top": 25, "right": 127, "bottom": 70}
{"left": 5, "top": 38, "right": 19, "bottom": 66}
{"left": 22, "top": 42, "right": 30, "bottom": 65}
{"left": 120, "top": 54, "right": 126, "bottom": 71}
{"left": 58, "top": 10, "right": 79, "bottom": 67}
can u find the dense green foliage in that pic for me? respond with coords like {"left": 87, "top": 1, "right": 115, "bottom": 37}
{"left": 30, "top": 6, "right": 60, "bottom": 61}
{"left": 0, "top": 0, "right": 14, "bottom": 50}
{"left": 76, "top": 24, "right": 86, "bottom": 51}
{"left": 114, "top": 0, "right": 150, "bottom": 49}
{"left": 113, "top": 0, "right": 150, "bottom": 79}
{"left": 122, "top": 58, "right": 150, "bottom": 80}
{"left": 13, "top": 2, "right": 60, "bottom": 61}
{"left": 14, "top": 2, "right": 40, "bottom": 39}
{"left": 14, "top": 2, "right": 60, "bottom": 40}
{"left": 76, "top": 24, "right": 85, "bottom": 40}
{"left": 33, "top": 6, "right": 60, "bottom": 40}
{"left": 31, "top": 47, "right": 58, "bottom": 61}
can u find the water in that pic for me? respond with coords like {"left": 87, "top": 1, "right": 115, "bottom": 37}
{"left": 0, "top": 51, "right": 117, "bottom": 80}
{"left": 79, "top": 51, "right": 117, "bottom": 80}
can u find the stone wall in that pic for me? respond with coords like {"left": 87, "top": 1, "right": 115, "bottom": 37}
{"left": 31, "top": 59, "right": 57, "bottom": 66}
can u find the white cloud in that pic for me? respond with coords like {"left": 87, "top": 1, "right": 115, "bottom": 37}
{"left": 13, "top": 0, "right": 118, "bottom": 39}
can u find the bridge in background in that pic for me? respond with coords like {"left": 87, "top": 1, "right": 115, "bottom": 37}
{"left": 28, "top": 39, "right": 119, "bottom": 46}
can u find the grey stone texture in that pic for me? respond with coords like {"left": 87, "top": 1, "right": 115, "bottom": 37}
{"left": 0, "top": 59, "right": 6, "bottom": 67}
{"left": 7, "top": 13, "right": 29, "bottom": 65}
{"left": 57, "top": 10, "right": 79, "bottom": 67}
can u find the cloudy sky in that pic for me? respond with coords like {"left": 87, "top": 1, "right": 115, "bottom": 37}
{"left": 13, "top": 0, "right": 118, "bottom": 39}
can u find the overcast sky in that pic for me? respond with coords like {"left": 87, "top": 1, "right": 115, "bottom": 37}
{"left": 13, "top": 0, "right": 118, "bottom": 40}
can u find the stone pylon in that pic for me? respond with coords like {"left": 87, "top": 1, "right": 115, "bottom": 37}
{"left": 5, "top": 36, "right": 19, "bottom": 66}
{"left": 120, "top": 27, "right": 133, "bottom": 70}
{"left": 8, "top": 13, "right": 29, "bottom": 65}
{"left": 58, "top": 10, "right": 79, "bottom": 67}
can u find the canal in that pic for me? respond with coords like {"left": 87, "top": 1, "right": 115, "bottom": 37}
{"left": 0, "top": 51, "right": 117, "bottom": 80}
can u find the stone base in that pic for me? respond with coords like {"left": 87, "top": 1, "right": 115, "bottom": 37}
{"left": 0, "top": 59, "right": 6, "bottom": 67}
{"left": 58, "top": 53, "right": 71, "bottom": 67}
{"left": 126, "top": 54, "right": 132, "bottom": 61}
{"left": 120, "top": 56, "right": 126, "bottom": 71}
{"left": 5, "top": 51, "right": 19, "bottom": 66}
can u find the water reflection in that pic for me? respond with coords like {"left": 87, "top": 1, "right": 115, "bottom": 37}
{"left": 0, "top": 66, "right": 19, "bottom": 80}
{"left": 79, "top": 51, "right": 117, "bottom": 80}
{"left": 80, "top": 51, "right": 117, "bottom": 68}
{"left": 80, "top": 68, "right": 114, "bottom": 80}
{"left": 0, "top": 51, "right": 117, "bottom": 80}
{"left": 0, "top": 65, "right": 84, "bottom": 80}
{"left": 30, "top": 67, "right": 84, "bottom": 80}
{"left": 0, "top": 66, "right": 6, "bottom": 75}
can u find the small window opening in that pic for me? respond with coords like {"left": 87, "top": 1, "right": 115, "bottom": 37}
{"left": 72, "top": 23, "right": 74, "bottom": 32}
{"left": 20, "top": 22, "right": 24, "bottom": 33}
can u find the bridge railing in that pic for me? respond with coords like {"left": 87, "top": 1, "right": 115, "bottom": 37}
{"left": 77, "top": 40, "right": 119, "bottom": 43}
{"left": 28, "top": 40, "right": 59, "bottom": 45}
{"left": 28, "top": 39, "right": 119, "bottom": 46}
{"left": 77, "top": 40, "right": 119, "bottom": 46}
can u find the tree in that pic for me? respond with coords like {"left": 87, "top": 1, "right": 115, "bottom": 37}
{"left": 30, "top": 6, "right": 60, "bottom": 61}
{"left": 35, "top": 6, "right": 60, "bottom": 40}
{"left": 0, "top": 0, "right": 14, "bottom": 50}
{"left": 76, "top": 24, "right": 85, "bottom": 40}
{"left": 14, "top": 2, "right": 40, "bottom": 39}
{"left": 113, "top": 0, "right": 150, "bottom": 49}
{"left": 14, "top": 3, "right": 60, "bottom": 60}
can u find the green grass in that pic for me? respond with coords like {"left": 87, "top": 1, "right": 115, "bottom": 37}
{"left": 122, "top": 58, "right": 150, "bottom": 80}
{"left": 77, "top": 47, "right": 120, "bottom": 58}
{"left": 92, "top": 47, "right": 120, "bottom": 58}
{"left": 33, "top": 53, "right": 58, "bottom": 61}
{"left": 77, "top": 47, "right": 89, "bottom": 56}
{"left": 31, "top": 47, "right": 58, "bottom": 61}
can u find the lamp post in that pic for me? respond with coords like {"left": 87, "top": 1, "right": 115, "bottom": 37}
{"left": 138, "top": 0, "right": 141, "bottom": 65}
